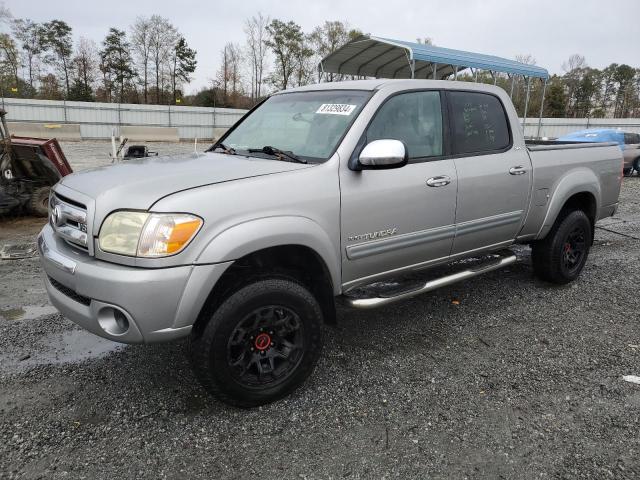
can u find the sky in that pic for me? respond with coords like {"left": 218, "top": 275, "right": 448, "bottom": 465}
{"left": 6, "top": 0, "right": 640, "bottom": 94}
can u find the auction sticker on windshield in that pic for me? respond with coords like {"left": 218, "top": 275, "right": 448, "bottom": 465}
{"left": 316, "top": 104, "right": 357, "bottom": 115}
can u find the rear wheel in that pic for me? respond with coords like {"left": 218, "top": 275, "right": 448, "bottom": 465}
{"left": 531, "top": 209, "right": 592, "bottom": 284}
{"left": 28, "top": 186, "right": 50, "bottom": 217}
{"left": 634, "top": 158, "right": 640, "bottom": 175}
{"left": 189, "top": 278, "right": 324, "bottom": 408}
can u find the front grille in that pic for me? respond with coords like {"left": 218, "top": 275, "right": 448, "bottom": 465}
{"left": 50, "top": 193, "right": 89, "bottom": 251}
{"left": 48, "top": 276, "right": 91, "bottom": 306}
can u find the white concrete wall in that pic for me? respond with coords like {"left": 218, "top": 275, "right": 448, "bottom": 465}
{"left": 522, "top": 118, "right": 640, "bottom": 139}
{"left": 3, "top": 97, "right": 639, "bottom": 142}
{"left": 1, "top": 97, "right": 247, "bottom": 141}
{"left": 8, "top": 122, "right": 82, "bottom": 140}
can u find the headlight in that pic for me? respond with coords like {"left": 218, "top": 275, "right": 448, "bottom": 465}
{"left": 99, "top": 211, "right": 203, "bottom": 257}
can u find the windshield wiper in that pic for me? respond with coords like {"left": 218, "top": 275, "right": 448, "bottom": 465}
{"left": 211, "top": 143, "right": 236, "bottom": 155}
{"left": 247, "top": 146, "right": 307, "bottom": 164}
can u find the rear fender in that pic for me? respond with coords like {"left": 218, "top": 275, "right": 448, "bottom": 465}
{"left": 536, "top": 168, "right": 600, "bottom": 239}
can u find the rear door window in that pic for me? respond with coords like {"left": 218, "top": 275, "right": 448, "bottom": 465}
{"left": 449, "top": 91, "right": 511, "bottom": 155}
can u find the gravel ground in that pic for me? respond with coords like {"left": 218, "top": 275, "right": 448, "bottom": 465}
{"left": 1, "top": 145, "right": 640, "bottom": 478}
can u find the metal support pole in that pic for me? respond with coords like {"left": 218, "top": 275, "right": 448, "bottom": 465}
{"left": 493, "top": 73, "right": 498, "bottom": 85}
{"left": 168, "top": 104, "right": 172, "bottom": 127}
{"left": 510, "top": 75, "right": 515, "bottom": 98}
{"left": 432, "top": 63, "right": 438, "bottom": 80}
{"left": 410, "top": 59, "right": 415, "bottom": 79}
{"left": 536, "top": 79, "right": 547, "bottom": 139}
{"left": 522, "top": 77, "right": 531, "bottom": 135}
{"left": 63, "top": 99, "right": 68, "bottom": 123}
{"left": 212, "top": 91, "right": 217, "bottom": 139}
{"left": 474, "top": 69, "right": 478, "bottom": 82}
{"left": 318, "top": 61, "right": 325, "bottom": 83}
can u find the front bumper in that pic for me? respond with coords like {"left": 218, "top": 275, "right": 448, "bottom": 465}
{"left": 38, "top": 224, "right": 231, "bottom": 344}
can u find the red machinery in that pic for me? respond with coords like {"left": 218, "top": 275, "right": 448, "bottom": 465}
{"left": 0, "top": 109, "right": 72, "bottom": 216}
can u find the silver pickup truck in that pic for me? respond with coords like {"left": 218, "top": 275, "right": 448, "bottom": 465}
{"left": 38, "top": 80, "right": 622, "bottom": 407}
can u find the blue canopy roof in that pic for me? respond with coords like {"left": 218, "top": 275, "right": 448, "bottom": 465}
{"left": 320, "top": 35, "right": 549, "bottom": 80}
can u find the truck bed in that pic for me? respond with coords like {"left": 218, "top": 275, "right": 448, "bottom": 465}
{"left": 517, "top": 141, "right": 622, "bottom": 241}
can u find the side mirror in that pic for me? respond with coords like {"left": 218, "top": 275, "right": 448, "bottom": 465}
{"left": 358, "top": 139, "right": 408, "bottom": 169}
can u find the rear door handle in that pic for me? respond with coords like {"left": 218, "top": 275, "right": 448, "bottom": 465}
{"left": 509, "top": 166, "right": 527, "bottom": 175}
{"left": 426, "top": 175, "right": 451, "bottom": 187}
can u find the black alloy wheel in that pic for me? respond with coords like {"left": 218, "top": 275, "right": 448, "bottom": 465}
{"left": 227, "top": 305, "right": 305, "bottom": 386}
{"left": 561, "top": 225, "right": 587, "bottom": 276}
{"left": 189, "top": 278, "right": 324, "bottom": 408}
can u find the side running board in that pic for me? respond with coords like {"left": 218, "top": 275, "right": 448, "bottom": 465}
{"left": 342, "top": 250, "right": 517, "bottom": 309}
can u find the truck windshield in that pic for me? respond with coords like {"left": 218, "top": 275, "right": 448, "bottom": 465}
{"left": 221, "top": 90, "right": 371, "bottom": 162}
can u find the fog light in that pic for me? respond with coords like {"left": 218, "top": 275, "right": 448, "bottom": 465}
{"left": 97, "top": 307, "right": 130, "bottom": 336}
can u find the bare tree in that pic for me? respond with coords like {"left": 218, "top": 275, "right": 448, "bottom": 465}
{"left": 309, "top": 21, "right": 355, "bottom": 82}
{"left": 244, "top": 13, "right": 269, "bottom": 101}
{"left": 41, "top": 20, "right": 73, "bottom": 97}
{"left": 562, "top": 54, "right": 588, "bottom": 117}
{"left": 148, "top": 15, "right": 177, "bottom": 104}
{"left": 12, "top": 19, "right": 44, "bottom": 90}
{"left": 562, "top": 54, "right": 586, "bottom": 73}
{"left": 0, "top": 32, "right": 19, "bottom": 88}
{"left": 70, "top": 37, "right": 98, "bottom": 100}
{"left": 130, "top": 16, "right": 153, "bottom": 103}
{"left": 216, "top": 42, "right": 243, "bottom": 105}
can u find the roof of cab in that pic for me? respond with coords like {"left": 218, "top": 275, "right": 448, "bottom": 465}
{"left": 280, "top": 79, "right": 506, "bottom": 95}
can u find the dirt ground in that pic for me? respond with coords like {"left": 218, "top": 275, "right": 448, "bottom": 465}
{"left": 1, "top": 144, "right": 640, "bottom": 479}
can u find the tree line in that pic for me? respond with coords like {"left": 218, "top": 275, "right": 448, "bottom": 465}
{"left": 0, "top": 3, "right": 638, "bottom": 118}
{"left": 0, "top": 6, "right": 196, "bottom": 104}
{"left": 204, "top": 16, "right": 362, "bottom": 109}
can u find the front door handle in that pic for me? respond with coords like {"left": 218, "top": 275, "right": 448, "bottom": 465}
{"left": 426, "top": 175, "right": 451, "bottom": 187}
{"left": 509, "top": 166, "right": 527, "bottom": 175}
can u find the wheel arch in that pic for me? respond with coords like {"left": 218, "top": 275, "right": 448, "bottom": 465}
{"left": 537, "top": 169, "right": 600, "bottom": 240}
{"left": 195, "top": 215, "right": 340, "bottom": 291}
{"left": 191, "top": 243, "right": 338, "bottom": 338}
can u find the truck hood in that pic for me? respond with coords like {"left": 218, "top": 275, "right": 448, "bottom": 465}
{"left": 59, "top": 151, "right": 311, "bottom": 214}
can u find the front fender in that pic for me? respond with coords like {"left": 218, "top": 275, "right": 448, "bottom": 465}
{"left": 537, "top": 167, "right": 601, "bottom": 239}
{"left": 195, "top": 215, "right": 341, "bottom": 294}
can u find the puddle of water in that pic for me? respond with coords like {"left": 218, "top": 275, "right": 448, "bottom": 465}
{"left": 1, "top": 329, "right": 124, "bottom": 373}
{"left": 0, "top": 305, "right": 58, "bottom": 321}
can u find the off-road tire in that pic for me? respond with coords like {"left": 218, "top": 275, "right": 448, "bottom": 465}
{"left": 189, "top": 278, "right": 324, "bottom": 408}
{"left": 531, "top": 209, "right": 592, "bottom": 284}
{"left": 29, "top": 186, "right": 50, "bottom": 217}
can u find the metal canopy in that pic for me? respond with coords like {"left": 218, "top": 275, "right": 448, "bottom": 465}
{"left": 320, "top": 35, "right": 549, "bottom": 80}
{"left": 319, "top": 35, "right": 550, "bottom": 138}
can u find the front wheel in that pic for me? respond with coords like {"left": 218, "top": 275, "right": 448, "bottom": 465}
{"left": 531, "top": 209, "right": 592, "bottom": 284}
{"left": 189, "top": 278, "right": 324, "bottom": 408}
